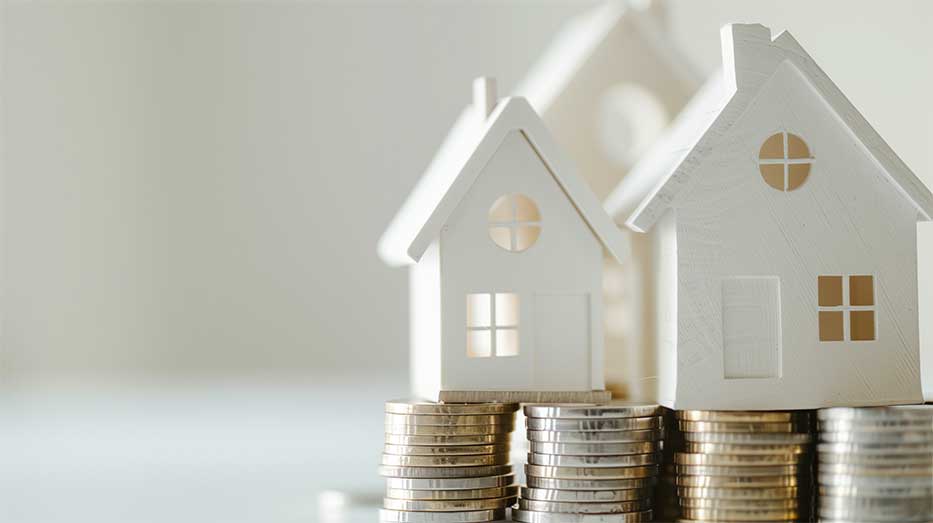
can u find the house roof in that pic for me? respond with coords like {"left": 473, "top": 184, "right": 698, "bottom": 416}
{"left": 378, "top": 96, "right": 630, "bottom": 267}
{"left": 625, "top": 24, "right": 933, "bottom": 233}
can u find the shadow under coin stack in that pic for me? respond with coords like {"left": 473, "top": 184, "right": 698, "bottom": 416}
{"left": 514, "top": 402, "right": 662, "bottom": 523}
{"left": 674, "top": 410, "right": 815, "bottom": 523}
{"left": 817, "top": 405, "right": 933, "bottom": 523}
{"left": 379, "top": 400, "right": 520, "bottom": 523}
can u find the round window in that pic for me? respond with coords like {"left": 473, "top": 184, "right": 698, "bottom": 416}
{"left": 758, "top": 132, "right": 814, "bottom": 191}
{"left": 488, "top": 194, "right": 541, "bottom": 252}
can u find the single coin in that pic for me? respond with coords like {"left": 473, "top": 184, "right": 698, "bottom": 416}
{"left": 819, "top": 483, "right": 933, "bottom": 498}
{"left": 684, "top": 442, "right": 809, "bottom": 455}
{"left": 518, "top": 498, "right": 651, "bottom": 514}
{"left": 524, "top": 402, "right": 661, "bottom": 420}
{"left": 819, "top": 429, "right": 933, "bottom": 444}
{"left": 817, "top": 471, "right": 933, "bottom": 487}
{"left": 677, "top": 411, "right": 810, "bottom": 423}
{"left": 818, "top": 441, "right": 933, "bottom": 455}
{"left": 526, "top": 416, "right": 662, "bottom": 432}
{"left": 382, "top": 495, "right": 516, "bottom": 512}
{"left": 381, "top": 452, "right": 509, "bottom": 467}
{"left": 676, "top": 464, "right": 800, "bottom": 477}
{"left": 383, "top": 433, "right": 511, "bottom": 447}
{"left": 819, "top": 418, "right": 933, "bottom": 433}
{"left": 526, "top": 463, "right": 659, "bottom": 480}
{"left": 384, "top": 412, "right": 514, "bottom": 426}
{"left": 680, "top": 507, "right": 798, "bottom": 521}
{"left": 511, "top": 509, "right": 653, "bottom": 523}
{"left": 529, "top": 441, "right": 659, "bottom": 456}
{"left": 378, "top": 464, "right": 512, "bottom": 479}
{"left": 819, "top": 495, "right": 933, "bottom": 511}
{"left": 818, "top": 405, "right": 933, "bottom": 421}
{"left": 676, "top": 474, "right": 800, "bottom": 488}
{"left": 819, "top": 462, "right": 933, "bottom": 477}
{"left": 520, "top": 487, "right": 652, "bottom": 503}
{"left": 527, "top": 452, "right": 660, "bottom": 468}
{"left": 378, "top": 508, "right": 505, "bottom": 523}
{"left": 383, "top": 474, "right": 515, "bottom": 491}
{"left": 383, "top": 444, "right": 509, "bottom": 456}
{"left": 683, "top": 432, "right": 812, "bottom": 445}
{"left": 678, "top": 420, "right": 806, "bottom": 433}
{"left": 679, "top": 497, "right": 798, "bottom": 510}
{"left": 677, "top": 486, "right": 797, "bottom": 500}
{"left": 818, "top": 506, "right": 933, "bottom": 522}
{"left": 819, "top": 450, "right": 933, "bottom": 465}
{"left": 527, "top": 429, "right": 661, "bottom": 443}
{"left": 526, "top": 476, "right": 657, "bottom": 491}
{"left": 385, "top": 484, "right": 518, "bottom": 501}
{"left": 385, "top": 399, "right": 519, "bottom": 416}
{"left": 384, "top": 423, "right": 512, "bottom": 436}
{"left": 674, "top": 452, "right": 804, "bottom": 466}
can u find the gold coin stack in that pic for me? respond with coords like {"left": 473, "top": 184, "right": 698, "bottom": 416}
{"left": 379, "top": 399, "right": 520, "bottom": 523}
{"left": 514, "top": 402, "right": 663, "bottom": 523}
{"left": 817, "top": 405, "right": 933, "bottom": 523}
{"left": 674, "top": 410, "right": 815, "bottom": 522}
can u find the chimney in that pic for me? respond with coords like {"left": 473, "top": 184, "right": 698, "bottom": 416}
{"left": 473, "top": 77, "right": 497, "bottom": 120}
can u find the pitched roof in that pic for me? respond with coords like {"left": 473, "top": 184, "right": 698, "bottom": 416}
{"left": 378, "top": 96, "right": 629, "bottom": 267}
{"left": 625, "top": 24, "right": 933, "bottom": 233}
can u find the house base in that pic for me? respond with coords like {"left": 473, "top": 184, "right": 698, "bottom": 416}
{"left": 439, "top": 390, "right": 612, "bottom": 404}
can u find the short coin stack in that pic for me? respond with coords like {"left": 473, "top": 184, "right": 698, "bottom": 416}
{"left": 515, "top": 402, "right": 663, "bottom": 523}
{"left": 817, "top": 405, "right": 933, "bottom": 523}
{"left": 379, "top": 399, "right": 520, "bottom": 523}
{"left": 674, "top": 410, "right": 815, "bottom": 522}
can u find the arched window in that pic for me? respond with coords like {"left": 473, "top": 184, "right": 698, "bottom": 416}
{"left": 488, "top": 194, "right": 541, "bottom": 252}
{"left": 758, "top": 132, "right": 814, "bottom": 191}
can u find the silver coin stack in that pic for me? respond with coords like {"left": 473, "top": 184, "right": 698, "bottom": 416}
{"left": 514, "top": 402, "right": 663, "bottom": 523}
{"left": 674, "top": 410, "right": 815, "bottom": 522}
{"left": 379, "top": 399, "right": 520, "bottom": 523}
{"left": 818, "top": 405, "right": 933, "bottom": 523}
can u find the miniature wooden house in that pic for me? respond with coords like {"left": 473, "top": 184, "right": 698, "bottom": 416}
{"left": 618, "top": 24, "right": 931, "bottom": 410}
{"left": 379, "top": 78, "right": 628, "bottom": 402}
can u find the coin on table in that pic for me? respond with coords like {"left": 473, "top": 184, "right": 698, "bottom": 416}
{"left": 819, "top": 429, "right": 933, "bottom": 444}
{"left": 676, "top": 411, "right": 810, "bottom": 423}
{"left": 384, "top": 423, "right": 513, "bottom": 436}
{"left": 684, "top": 442, "right": 809, "bottom": 455}
{"left": 674, "top": 452, "right": 803, "bottom": 466}
{"left": 378, "top": 464, "right": 512, "bottom": 479}
{"left": 382, "top": 495, "right": 516, "bottom": 512}
{"left": 678, "top": 420, "right": 806, "bottom": 433}
{"left": 529, "top": 441, "right": 659, "bottom": 456}
{"left": 526, "top": 464, "right": 659, "bottom": 480}
{"left": 523, "top": 402, "right": 661, "bottom": 420}
{"left": 385, "top": 484, "right": 518, "bottom": 501}
{"left": 526, "top": 416, "right": 662, "bottom": 432}
{"left": 527, "top": 452, "right": 660, "bottom": 468}
{"left": 384, "top": 412, "right": 514, "bottom": 426}
{"left": 680, "top": 507, "right": 798, "bottom": 521}
{"left": 378, "top": 508, "right": 506, "bottom": 523}
{"left": 385, "top": 399, "right": 519, "bottom": 416}
{"left": 527, "top": 429, "right": 661, "bottom": 443}
{"left": 520, "top": 487, "right": 652, "bottom": 503}
{"left": 518, "top": 498, "right": 651, "bottom": 514}
{"left": 679, "top": 497, "right": 798, "bottom": 510}
{"left": 677, "top": 486, "right": 798, "bottom": 500}
{"left": 818, "top": 441, "right": 933, "bottom": 455}
{"left": 818, "top": 405, "right": 933, "bottom": 421}
{"left": 383, "top": 474, "right": 515, "bottom": 491}
{"left": 676, "top": 464, "right": 800, "bottom": 477}
{"left": 819, "top": 418, "right": 933, "bottom": 433}
{"left": 676, "top": 474, "right": 800, "bottom": 488}
{"left": 511, "top": 509, "right": 653, "bottom": 523}
{"left": 383, "top": 443, "right": 509, "bottom": 456}
{"left": 683, "top": 432, "right": 812, "bottom": 445}
{"left": 381, "top": 452, "right": 510, "bottom": 467}
{"left": 819, "top": 483, "right": 933, "bottom": 499}
{"left": 526, "top": 475, "right": 657, "bottom": 491}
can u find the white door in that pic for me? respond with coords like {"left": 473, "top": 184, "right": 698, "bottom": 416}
{"left": 722, "top": 277, "right": 782, "bottom": 379}
{"left": 533, "top": 293, "right": 590, "bottom": 389}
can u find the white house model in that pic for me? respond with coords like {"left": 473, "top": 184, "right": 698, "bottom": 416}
{"left": 379, "top": 78, "right": 628, "bottom": 403}
{"left": 619, "top": 24, "right": 932, "bottom": 410}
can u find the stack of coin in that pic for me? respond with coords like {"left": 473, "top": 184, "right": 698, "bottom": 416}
{"left": 514, "top": 402, "right": 662, "bottom": 523}
{"left": 379, "top": 399, "right": 520, "bottom": 523}
{"left": 817, "top": 405, "right": 933, "bottom": 523}
{"left": 674, "top": 410, "right": 815, "bottom": 522}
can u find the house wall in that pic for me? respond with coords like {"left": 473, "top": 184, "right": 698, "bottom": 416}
{"left": 672, "top": 61, "right": 922, "bottom": 409}
{"left": 439, "top": 130, "right": 603, "bottom": 392}
{"left": 409, "top": 241, "right": 442, "bottom": 400}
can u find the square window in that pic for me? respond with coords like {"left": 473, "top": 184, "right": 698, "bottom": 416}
{"left": 818, "top": 276, "right": 843, "bottom": 307}
{"left": 467, "top": 330, "right": 492, "bottom": 358}
{"left": 819, "top": 311, "right": 844, "bottom": 341}
{"left": 466, "top": 294, "right": 491, "bottom": 327}
{"left": 495, "top": 293, "right": 519, "bottom": 327}
{"left": 850, "top": 311, "right": 875, "bottom": 341}
{"left": 496, "top": 328, "right": 519, "bottom": 357}
{"left": 849, "top": 275, "right": 874, "bottom": 306}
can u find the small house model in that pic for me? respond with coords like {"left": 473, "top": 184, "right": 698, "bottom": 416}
{"left": 379, "top": 78, "right": 628, "bottom": 403}
{"left": 615, "top": 24, "right": 932, "bottom": 410}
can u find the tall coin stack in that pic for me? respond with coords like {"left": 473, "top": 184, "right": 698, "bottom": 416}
{"left": 514, "top": 402, "right": 663, "bottom": 523}
{"left": 379, "top": 400, "right": 520, "bottom": 523}
{"left": 817, "top": 405, "right": 933, "bottom": 523}
{"left": 674, "top": 410, "right": 815, "bottom": 522}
